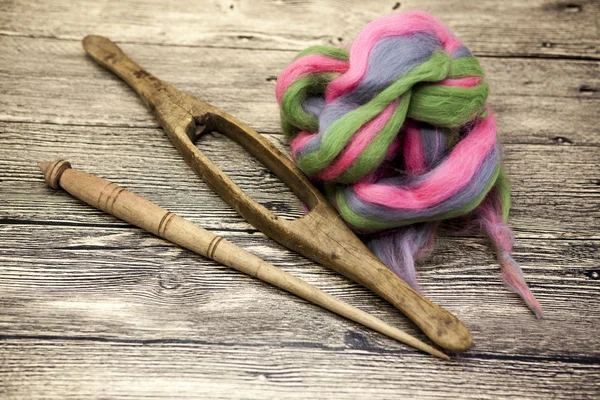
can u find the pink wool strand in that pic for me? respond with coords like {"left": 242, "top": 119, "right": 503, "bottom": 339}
{"left": 354, "top": 111, "right": 497, "bottom": 210}
{"left": 325, "top": 11, "right": 462, "bottom": 102}
{"left": 316, "top": 101, "right": 399, "bottom": 181}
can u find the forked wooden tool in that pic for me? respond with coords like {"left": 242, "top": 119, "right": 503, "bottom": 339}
{"left": 82, "top": 35, "right": 472, "bottom": 352}
{"left": 39, "top": 159, "right": 449, "bottom": 359}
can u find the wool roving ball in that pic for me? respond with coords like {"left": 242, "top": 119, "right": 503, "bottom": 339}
{"left": 276, "top": 11, "right": 542, "bottom": 318}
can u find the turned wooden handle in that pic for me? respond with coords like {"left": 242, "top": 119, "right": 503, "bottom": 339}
{"left": 82, "top": 35, "right": 472, "bottom": 352}
{"left": 39, "top": 159, "right": 450, "bottom": 360}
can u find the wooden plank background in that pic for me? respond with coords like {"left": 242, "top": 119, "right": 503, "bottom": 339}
{"left": 0, "top": 0, "right": 598, "bottom": 398}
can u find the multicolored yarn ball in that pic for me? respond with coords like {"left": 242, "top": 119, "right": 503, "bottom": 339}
{"left": 275, "top": 11, "right": 542, "bottom": 318}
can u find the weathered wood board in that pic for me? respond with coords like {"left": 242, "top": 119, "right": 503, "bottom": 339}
{"left": 0, "top": 0, "right": 598, "bottom": 398}
{"left": 0, "top": 37, "right": 598, "bottom": 145}
{"left": 1, "top": 0, "right": 598, "bottom": 58}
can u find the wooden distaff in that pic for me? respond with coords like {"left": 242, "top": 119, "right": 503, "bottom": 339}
{"left": 82, "top": 35, "right": 472, "bottom": 352}
{"left": 39, "top": 159, "right": 449, "bottom": 360}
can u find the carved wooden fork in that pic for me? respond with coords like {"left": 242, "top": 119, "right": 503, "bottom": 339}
{"left": 81, "top": 35, "right": 472, "bottom": 352}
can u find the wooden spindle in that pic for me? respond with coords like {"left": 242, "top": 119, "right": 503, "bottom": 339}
{"left": 39, "top": 159, "right": 449, "bottom": 360}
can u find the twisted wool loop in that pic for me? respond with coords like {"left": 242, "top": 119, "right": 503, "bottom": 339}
{"left": 276, "top": 11, "right": 542, "bottom": 318}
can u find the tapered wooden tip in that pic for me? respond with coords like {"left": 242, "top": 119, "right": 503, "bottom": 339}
{"left": 431, "top": 348, "right": 451, "bottom": 361}
{"left": 407, "top": 337, "right": 450, "bottom": 360}
{"left": 39, "top": 159, "right": 71, "bottom": 189}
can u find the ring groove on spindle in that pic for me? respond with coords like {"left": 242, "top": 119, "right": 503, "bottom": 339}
{"left": 207, "top": 236, "right": 224, "bottom": 259}
{"left": 157, "top": 211, "right": 175, "bottom": 237}
{"left": 106, "top": 187, "right": 125, "bottom": 214}
{"left": 46, "top": 160, "right": 72, "bottom": 189}
{"left": 96, "top": 182, "right": 112, "bottom": 209}
{"left": 207, "top": 236, "right": 219, "bottom": 258}
{"left": 98, "top": 183, "right": 122, "bottom": 211}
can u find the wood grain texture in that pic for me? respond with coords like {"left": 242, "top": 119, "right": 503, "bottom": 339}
{"left": 1, "top": 122, "right": 599, "bottom": 397}
{"left": 0, "top": 0, "right": 598, "bottom": 58}
{"left": 0, "top": 0, "right": 599, "bottom": 398}
{"left": 2, "top": 340, "right": 599, "bottom": 400}
{"left": 0, "top": 36, "right": 598, "bottom": 145}
{"left": 0, "top": 224, "right": 598, "bottom": 356}
{"left": 1, "top": 124, "right": 598, "bottom": 238}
